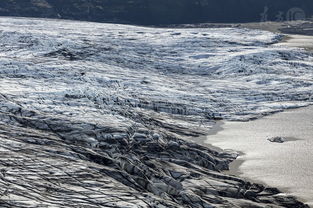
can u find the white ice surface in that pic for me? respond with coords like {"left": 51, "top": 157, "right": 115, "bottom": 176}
{"left": 0, "top": 17, "right": 313, "bottom": 127}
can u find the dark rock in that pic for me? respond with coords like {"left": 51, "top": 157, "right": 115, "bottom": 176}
{"left": 1, "top": 0, "right": 313, "bottom": 25}
{"left": 268, "top": 136, "right": 286, "bottom": 143}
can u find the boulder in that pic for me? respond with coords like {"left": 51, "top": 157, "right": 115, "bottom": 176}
{"left": 267, "top": 136, "right": 286, "bottom": 143}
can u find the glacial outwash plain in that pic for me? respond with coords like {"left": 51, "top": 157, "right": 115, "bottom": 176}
{"left": 0, "top": 17, "right": 312, "bottom": 207}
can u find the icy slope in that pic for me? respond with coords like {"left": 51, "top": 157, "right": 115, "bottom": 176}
{"left": 0, "top": 17, "right": 311, "bottom": 207}
{"left": 1, "top": 18, "right": 312, "bottom": 124}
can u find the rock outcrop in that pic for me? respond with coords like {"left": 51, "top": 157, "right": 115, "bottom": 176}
{"left": 0, "top": 0, "right": 313, "bottom": 25}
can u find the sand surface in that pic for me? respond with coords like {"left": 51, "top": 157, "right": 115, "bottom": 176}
{"left": 206, "top": 105, "right": 313, "bottom": 206}
{"left": 275, "top": 34, "right": 313, "bottom": 51}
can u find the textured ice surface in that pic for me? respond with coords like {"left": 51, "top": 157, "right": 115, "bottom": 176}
{"left": 0, "top": 17, "right": 312, "bottom": 207}
{"left": 0, "top": 17, "right": 313, "bottom": 125}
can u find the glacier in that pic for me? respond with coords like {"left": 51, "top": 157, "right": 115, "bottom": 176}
{"left": 0, "top": 17, "right": 312, "bottom": 207}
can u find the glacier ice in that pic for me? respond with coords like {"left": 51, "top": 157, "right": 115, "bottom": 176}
{"left": 0, "top": 17, "right": 311, "bottom": 207}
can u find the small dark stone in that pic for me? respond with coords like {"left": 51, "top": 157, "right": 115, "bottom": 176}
{"left": 268, "top": 136, "right": 286, "bottom": 143}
